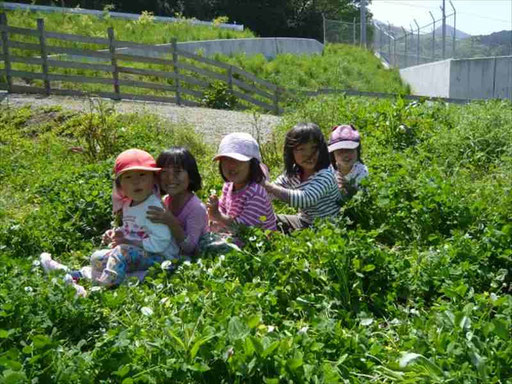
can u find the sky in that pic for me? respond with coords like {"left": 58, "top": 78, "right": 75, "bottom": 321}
{"left": 368, "top": 0, "right": 512, "bottom": 36}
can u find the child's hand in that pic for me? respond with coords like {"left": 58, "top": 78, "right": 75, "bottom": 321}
{"left": 110, "top": 228, "right": 126, "bottom": 247}
{"left": 147, "top": 205, "right": 174, "bottom": 226}
{"left": 207, "top": 194, "right": 220, "bottom": 221}
{"left": 102, "top": 229, "right": 114, "bottom": 245}
{"left": 336, "top": 172, "right": 349, "bottom": 194}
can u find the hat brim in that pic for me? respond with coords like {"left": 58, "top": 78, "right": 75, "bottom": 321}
{"left": 328, "top": 141, "right": 359, "bottom": 152}
{"left": 116, "top": 166, "right": 161, "bottom": 176}
{"left": 212, "top": 153, "right": 252, "bottom": 162}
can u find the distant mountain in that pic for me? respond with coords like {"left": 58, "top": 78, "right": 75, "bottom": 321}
{"left": 478, "top": 30, "right": 512, "bottom": 47}
{"left": 432, "top": 25, "right": 471, "bottom": 39}
{"left": 374, "top": 20, "right": 471, "bottom": 40}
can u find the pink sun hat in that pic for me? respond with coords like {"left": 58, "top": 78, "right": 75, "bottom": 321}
{"left": 328, "top": 125, "right": 360, "bottom": 152}
{"left": 213, "top": 132, "right": 262, "bottom": 162}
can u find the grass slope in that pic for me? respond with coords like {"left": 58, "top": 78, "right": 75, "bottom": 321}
{"left": 0, "top": 96, "right": 510, "bottom": 382}
{"left": 3, "top": 9, "right": 255, "bottom": 44}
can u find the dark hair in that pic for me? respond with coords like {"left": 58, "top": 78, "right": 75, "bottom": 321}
{"left": 283, "top": 122, "right": 330, "bottom": 177}
{"left": 219, "top": 158, "right": 264, "bottom": 184}
{"left": 156, "top": 147, "right": 202, "bottom": 192}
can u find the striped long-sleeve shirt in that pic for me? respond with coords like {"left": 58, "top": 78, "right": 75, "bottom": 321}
{"left": 219, "top": 182, "right": 277, "bottom": 231}
{"left": 274, "top": 167, "right": 341, "bottom": 223}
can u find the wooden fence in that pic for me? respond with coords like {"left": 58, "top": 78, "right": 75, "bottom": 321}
{"left": 0, "top": 14, "right": 475, "bottom": 115}
{"left": 0, "top": 14, "right": 282, "bottom": 113}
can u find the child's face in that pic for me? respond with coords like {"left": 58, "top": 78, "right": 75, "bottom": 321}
{"left": 220, "top": 157, "right": 250, "bottom": 188}
{"left": 119, "top": 170, "right": 155, "bottom": 204}
{"left": 333, "top": 148, "right": 358, "bottom": 174}
{"left": 293, "top": 141, "right": 319, "bottom": 173}
{"left": 159, "top": 166, "right": 189, "bottom": 197}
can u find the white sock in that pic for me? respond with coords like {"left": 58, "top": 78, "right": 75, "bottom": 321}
{"left": 40, "top": 252, "right": 69, "bottom": 273}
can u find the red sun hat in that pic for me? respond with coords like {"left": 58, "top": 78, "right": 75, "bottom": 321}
{"left": 328, "top": 125, "right": 360, "bottom": 152}
{"left": 114, "top": 149, "right": 161, "bottom": 177}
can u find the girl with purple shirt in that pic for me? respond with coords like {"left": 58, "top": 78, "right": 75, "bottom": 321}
{"left": 147, "top": 147, "right": 208, "bottom": 257}
{"left": 207, "top": 132, "right": 277, "bottom": 235}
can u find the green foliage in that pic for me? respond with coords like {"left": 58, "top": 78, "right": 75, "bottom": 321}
{"left": 1, "top": 97, "right": 511, "bottom": 382}
{"left": 201, "top": 81, "right": 238, "bottom": 110}
{"left": 214, "top": 44, "right": 409, "bottom": 95}
{"left": 3, "top": 9, "right": 255, "bottom": 45}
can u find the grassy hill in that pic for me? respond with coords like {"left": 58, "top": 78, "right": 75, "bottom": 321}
{"left": 3, "top": 8, "right": 255, "bottom": 43}
{"left": 0, "top": 95, "right": 511, "bottom": 382}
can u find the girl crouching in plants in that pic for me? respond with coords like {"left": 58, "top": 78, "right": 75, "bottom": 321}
{"left": 40, "top": 149, "right": 179, "bottom": 295}
{"left": 263, "top": 122, "right": 340, "bottom": 233}
{"left": 146, "top": 147, "right": 208, "bottom": 257}
{"left": 202, "top": 132, "right": 277, "bottom": 252}
{"left": 328, "top": 124, "right": 368, "bottom": 200}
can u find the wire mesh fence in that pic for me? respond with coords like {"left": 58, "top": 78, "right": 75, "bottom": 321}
{"left": 324, "top": 13, "right": 460, "bottom": 69}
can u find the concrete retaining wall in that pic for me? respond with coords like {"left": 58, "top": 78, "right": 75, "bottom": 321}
{"left": 399, "top": 56, "right": 512, "bottom": 100}
{"left": 399, "top": 60, "right": 451, "bottom": 98}
{"left": 120, "top": 38, "right": 323, "bottom": 60}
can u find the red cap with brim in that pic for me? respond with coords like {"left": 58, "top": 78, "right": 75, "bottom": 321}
{"left": 114, "top": 149, "right": 160, "bottom": 177}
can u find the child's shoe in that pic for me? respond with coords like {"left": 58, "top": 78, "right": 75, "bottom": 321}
{"left": 40, "top": 252, "right": 69, "bottom": 273}
{"left": 79, "top": 266, "right": 92, "bottom": 280}
{"left": 63, "top": 274, "right": 87, "bottom": 298}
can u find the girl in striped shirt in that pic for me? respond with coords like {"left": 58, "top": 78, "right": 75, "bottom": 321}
{"left": 263, "top": 122, "right": 340, "bottom": 233}
{"left": 207, "top": 132, "right": 277, "bottom": 236}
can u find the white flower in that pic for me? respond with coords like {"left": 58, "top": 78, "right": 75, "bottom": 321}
{"left": 267, "top": 325, "right": 275, "bottom": 333}
{"left": 141, "top": 307, "right": 153, "bottom": 316}
{"left": 24, "top": 286, "right": 33, "bottom": 293}
{"left": 298, "top": 326, "right": 308, "bottom": 335}
{"left": 161, "top": 260, "right": 174, "bottom": 270}
{"left": 32, "top": 260, "right": 41, "bottom": 267}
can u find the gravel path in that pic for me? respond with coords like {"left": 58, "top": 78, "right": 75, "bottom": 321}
{"left": 0, "top": 93, "right": 282, "bottom": 144}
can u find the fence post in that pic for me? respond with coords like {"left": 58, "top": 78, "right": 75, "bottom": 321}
{"left": 227, "top": 65, "right": 233, "bottom": 94}
{"left": 0, "top": 13, "right": 12, "bottom": 93}
{"left": 171, "top": 38, "right": 181, "bottom": 105}
{"left": 352, "top": 17, "right": 356, "bottom": 45}
{"left": 107, "top": 27, "right": 120, "bottom": 100}
{"left": 273, "top": 87, "right": 279, "bottom": 115}
{"left": 37, "top": 19, "right": 50, "bottom": 95}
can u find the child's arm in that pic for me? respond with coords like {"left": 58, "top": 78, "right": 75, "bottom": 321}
{"left": 147, "top": 206, "right": 187, "bottom": 245}
{"left": 266, "top": 171, "right": 335, "bottom": 209}
{"left": 262, "top": 181, "right": 292, "bottom": 203}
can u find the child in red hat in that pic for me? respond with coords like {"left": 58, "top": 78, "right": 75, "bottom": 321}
{"left": 40, "top": 149, "right": 179, "bottom": 295}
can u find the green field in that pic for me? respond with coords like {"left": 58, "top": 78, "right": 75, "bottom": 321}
{"left": 0, "top": 94, "right": 511, "bottom": 383}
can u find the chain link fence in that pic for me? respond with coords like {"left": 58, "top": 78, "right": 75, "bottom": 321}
{"left": 324, "top": 13, "right": 459, "bottom": 69}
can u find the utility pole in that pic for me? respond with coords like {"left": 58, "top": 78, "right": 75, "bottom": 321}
{"left": 360, "top": 0, "right": 367, "bottom": 48}
{"left": 442, "top": 0, "right": 446, "bottom": 59}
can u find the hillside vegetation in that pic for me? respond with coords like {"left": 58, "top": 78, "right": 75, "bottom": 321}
{"left": 214, "top": 44, "right": 408, "bottom": 93}
{"left": 0, "top": 95, "right": 511, "bottom": 382}
{"left": 3, "top": 8, "right": 255, "bottom": 44}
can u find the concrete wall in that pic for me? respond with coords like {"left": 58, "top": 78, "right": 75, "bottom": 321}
{"left": 450, "top": 56, "right": 512, "bottom": 100}
{"left": 118, "top": 38, "right": 324, "bottom": 60}
{"left": 399, "top": 56, "right": 512, "bottom": 100}
{"left": 399, "top": 60, "right": 451, "bottom": 98}
{"left": 0, "top": 1, "right": 244, "bottom": 31}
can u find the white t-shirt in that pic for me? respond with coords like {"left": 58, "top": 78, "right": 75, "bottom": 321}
{"left": 121, "top": 193, "right": 179, "bottom": 260}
